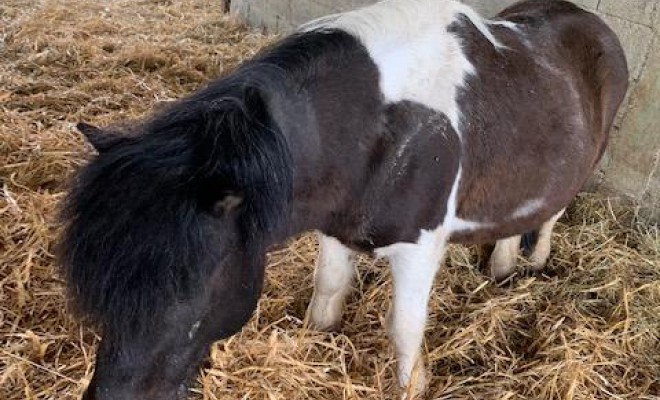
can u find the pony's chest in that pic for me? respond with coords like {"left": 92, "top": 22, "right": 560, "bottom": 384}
{"left": 325, "top": 102, "right": 462, "bottom": 251}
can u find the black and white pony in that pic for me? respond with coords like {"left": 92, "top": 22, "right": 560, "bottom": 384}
{"left": 60, "top": 0, "right": 628, "bottom": 398}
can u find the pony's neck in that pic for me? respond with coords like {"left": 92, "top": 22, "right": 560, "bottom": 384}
{"left": 262, "top": 60, "right": 383, "bottom": 244}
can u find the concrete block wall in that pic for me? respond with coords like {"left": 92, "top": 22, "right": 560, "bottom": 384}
{"left": 231, "top": 0, "right": 660, "bottom": 218}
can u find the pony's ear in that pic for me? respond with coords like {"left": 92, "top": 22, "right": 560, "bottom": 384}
{"left": 77, "top": 122, "right": 125, "bottom": 153}
{"left": 212, "top": 193, "right": 244, "bottom": 216}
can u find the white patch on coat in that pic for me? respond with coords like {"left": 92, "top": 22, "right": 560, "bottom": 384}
{"left": 303, "top": 0, "right": 501, "bottom": 133}
{"left": 511, "top": 198, "right": 546, "bottom": 219}
{"left": 489, "top": 20, "right": 520, "bottom": 30}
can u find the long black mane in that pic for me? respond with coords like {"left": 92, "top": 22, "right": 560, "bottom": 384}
{"left": 59, "top": 48, "right": 298, "bottom": 337}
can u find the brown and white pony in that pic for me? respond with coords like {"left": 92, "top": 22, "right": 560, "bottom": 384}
{"left": 60, "top": 0, "right": 628, "bottom": 399}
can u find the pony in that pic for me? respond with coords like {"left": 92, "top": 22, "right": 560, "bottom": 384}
{"left": 59, "top": 0, "right": 628, "bottom": 398}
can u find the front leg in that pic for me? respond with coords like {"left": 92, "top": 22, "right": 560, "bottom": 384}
{"left": 307, "top": 233, "right": 356, "bottom": 331}
{"left": 379, "top": 229, "right": 450, "bottom": 398}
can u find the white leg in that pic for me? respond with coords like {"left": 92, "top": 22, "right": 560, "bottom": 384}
{"left": 307, "top": 234, "right": 356, "bottom": 331}
{"left": 529, "top": 209, "right": 565, "bottom": 271}
{"left": 380, "top": 230, "right": 449, "bottom": 398}
{"left": 489, "top": 235, "right": 522, "bottom": 281}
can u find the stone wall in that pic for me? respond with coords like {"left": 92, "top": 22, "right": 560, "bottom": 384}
{"left": 231, "top": 0, "right": 660, "bottom": 218}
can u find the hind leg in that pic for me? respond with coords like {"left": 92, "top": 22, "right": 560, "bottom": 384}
{"left": 307, "top": 233, "right": 356, "bottom": 331}
{"left": 529, "top": 209, "right": 565, "bottom": 271}
{"left": 489, "top": 235, "right": 522, "bottom": 281}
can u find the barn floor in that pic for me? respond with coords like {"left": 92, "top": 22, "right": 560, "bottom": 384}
{"left": 1, "top": 0, "right": 659, "bottom": 399}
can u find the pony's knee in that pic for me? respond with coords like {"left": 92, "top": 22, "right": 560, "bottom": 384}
{"left": 308, "top": 293, "right": 344, "bottom": 331}
{"left": 314, "top": 235, "right": 354, "bottom": 294}
{"left": 308, "top": 234, "right": 355, "bottom": 331}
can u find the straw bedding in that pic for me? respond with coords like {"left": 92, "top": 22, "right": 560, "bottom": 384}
{"left": 1, "top": 0, "right": 658, "bottom": 399}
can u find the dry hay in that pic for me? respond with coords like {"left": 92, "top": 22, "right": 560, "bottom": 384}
{"left": 1, "top": 0, "right": 659, "bottom": 399}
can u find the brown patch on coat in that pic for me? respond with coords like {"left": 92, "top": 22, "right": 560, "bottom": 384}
{"left": 450, "top": 0, "right": 628, "bottom": 244}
